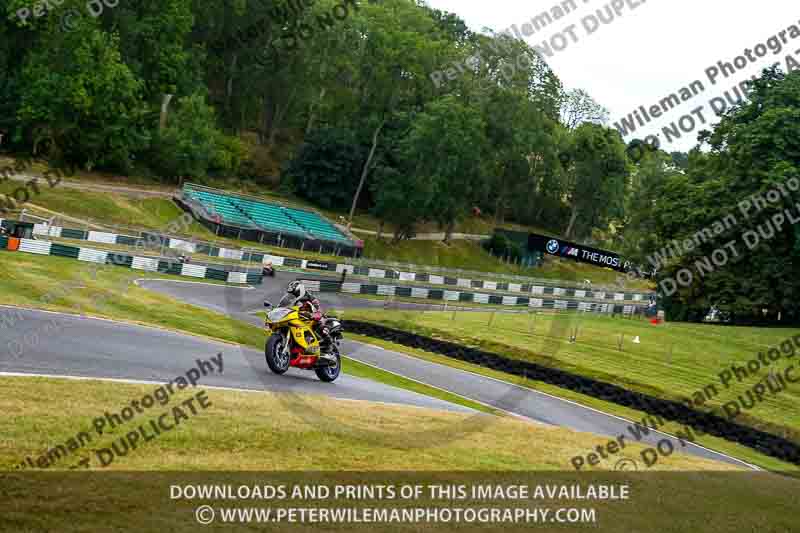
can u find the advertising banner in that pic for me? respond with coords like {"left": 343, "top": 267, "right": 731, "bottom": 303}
{"left": 526, "top": 233, "right": 631, "bottom": 272}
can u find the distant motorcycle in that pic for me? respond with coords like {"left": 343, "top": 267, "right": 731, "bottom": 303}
{"left": 262, "top": 262, "right": 276, "bottom": 277}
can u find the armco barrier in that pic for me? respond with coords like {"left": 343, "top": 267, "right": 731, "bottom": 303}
{"left": 3, "top": 217, "right": 655, "bottom": 302}
{"left": 301, "top": 279, "right": 644, "bottom": 315}
{"left": 10, "top": 238, "right": 262, "bottom": 285}
{"left": 335, "top": 263, "right": 654, "bottom": 301}
{"left": 343, "top": 320, "right": 800, "bottom": 465}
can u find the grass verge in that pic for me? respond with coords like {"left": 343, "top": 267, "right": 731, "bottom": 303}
{"left": 338, "top": 309, "right": 800, "bottom": 464}
{"left": 344, "top": 333, "right": 800, "bottom": 474}
{"left": 0, "top": 376, "right": 742, "bottom": 472}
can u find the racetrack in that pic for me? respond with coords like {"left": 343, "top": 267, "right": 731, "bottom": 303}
{"left": 0, "top": 269, "right": 757, "bottom": 469}
{"left": 132, "top": 276, "right": 756, "bottom": 469}
{"left": 0, "top": 306, "right": 473, "bottom": 413}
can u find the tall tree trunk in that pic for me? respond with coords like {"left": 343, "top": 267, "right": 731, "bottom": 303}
{"left": 493, "top": 165, "right": 508, "bottom": 225}
{"left": 261, "top": 89, "right": 295, "bottom": 147}
{"left": 443, "top": 221, "right": 455, "bottom": 244}
{"left": 159, "top": 94, "right": 174, "bottom": 133}
{"left": 565, "top": 206, "right": 579, "bottom": 239}
{"left": 305, "top": 87, "right": 326, "bottom": 135}
{"left": 376, "top": 220, "right": 384, "bottom": 240}
{"left": 268, "top": 100, "right": 288, "bottom": 148}
{"left": 260, "top": 99, "right": 274, "bottom": 145}
{"left": 347, "top": 118, "right": 386, "bottom": 230}
{"left": 225, "top": 53, "right": 238, "bottom": 123}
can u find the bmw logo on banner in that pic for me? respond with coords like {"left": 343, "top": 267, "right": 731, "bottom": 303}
{"left": 546, "top": 239, "right": 560, "bottom": 254}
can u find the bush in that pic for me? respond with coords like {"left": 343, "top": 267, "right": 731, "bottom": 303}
{"left": 485, "top": 233, "right": 523, "bottom": 260}
{"left": 238, "top": 140, "right": 281, "bottom": 188}
{"left": 151, "top": 93, "right": 222, "bottom": 181}
{"left": 211, "top": 134, "right": 248, "bottom": 176}
{"left": 282, "top": 128, "right": 367, "bottom": 210}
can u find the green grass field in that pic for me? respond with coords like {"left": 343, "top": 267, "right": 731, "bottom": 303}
{"left": 3, "top": 376, "right": 798, "bottom": 532}
{"left": 345, "top": 332, "right": 800, "bottom": 473}
{"left": 0, "top": 376, "right": 738, "bottom": 472}
{"left": 339, "top": 308, "right": 800, "bottom": 452}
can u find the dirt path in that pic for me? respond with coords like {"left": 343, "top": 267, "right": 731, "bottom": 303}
{"left": 349, "top": 227, "right": 489, "bottom": 241}
{"left": 5, "top": 173, "right": 173, "bottom": 198}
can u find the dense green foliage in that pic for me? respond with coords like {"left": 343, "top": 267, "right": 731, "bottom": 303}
{"left": 282, "top": 128, "right": 368, "bottom": 209}
{"left": 0, "top": 0, "right": 620, "bottom": 241}
{"left": 483, "top": 233, "right": 524, "bottom": 262}
{"left": 620, "top": 68, "right": 800, "bottom": 324}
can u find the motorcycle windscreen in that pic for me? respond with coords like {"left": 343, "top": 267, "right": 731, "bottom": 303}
{"left": 278, "top": 293, "right": 296, "bottom": 307}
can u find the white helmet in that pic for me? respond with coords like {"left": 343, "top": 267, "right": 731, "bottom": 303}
{"left": 286, "top": 281, "right": 306, "bottom": 299}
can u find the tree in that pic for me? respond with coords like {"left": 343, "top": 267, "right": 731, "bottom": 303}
{"left": 152, "top": 93, "right": 229, "bottom": 181}
{"left": 283, "top": 128, "right": 367, "bottom": 209}
{"left": 370, "top": 164, "right": 434, "bottom": 241}
{"left": 617, "top": 147, "right": 679, "bottom": 263}
{"left": 478, "top": 86, "right": 556, "bottom": 226}
{"left": 561, "top": 123, "right": 628, "bottom": 239}
{"left": 669, "top": 151, "right": 689, "bottom": 170}
{"left": 341, "top": 0, "right": 448, "bottom": 229}
{"left": 16, "top": 23, "right": 149, "bottom": 171}
{"left": 652, "top": 67, "right": 800, "bottom": 323}
{"left": 399, "top": 96, "right": 488, "bottom": 243}
{"left": 560, "top": 88, "right": 609, "bottom": 130}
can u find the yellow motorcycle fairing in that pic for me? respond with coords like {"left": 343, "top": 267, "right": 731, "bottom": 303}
{"left": 265, "top": 305, "right": 320, "bottom": 355}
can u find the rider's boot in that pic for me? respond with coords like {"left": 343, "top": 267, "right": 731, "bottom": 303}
{"left": 317, "top": 327, "right": 337, "bottom": 364}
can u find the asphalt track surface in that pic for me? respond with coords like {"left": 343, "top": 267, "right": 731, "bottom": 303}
{"left": 0, "top": 270, "right": 756, "bottom": 469}
{"left": 0, "top": 306, "right": 472, "bottom": 413}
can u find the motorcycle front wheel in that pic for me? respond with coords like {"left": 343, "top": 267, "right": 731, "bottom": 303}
{"left": 265, "top": 333, "right": 290, "bottom": 374}
{"left": 315, "top": 345, "right": 341, "bottom": 383}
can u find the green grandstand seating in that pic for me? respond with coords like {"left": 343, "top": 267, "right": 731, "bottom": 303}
{"left": 285, "top": 208, "right": 348, "bottom": 242}
{"left": 183, "top": 185, "right": 350, "bottom": 244}
{"left": 185, "top": 189, "right": 253, "bottom": 226}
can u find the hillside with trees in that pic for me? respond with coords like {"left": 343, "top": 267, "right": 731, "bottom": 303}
{"left": 1, "top": 0, "right": 620, "bottom": 242}
{"left": 2, "top": 0, "right": 798, "bottom": 322}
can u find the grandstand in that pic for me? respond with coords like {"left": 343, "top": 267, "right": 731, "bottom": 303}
{"left": 178, "top": 183, "right": 362, "bottom": 256}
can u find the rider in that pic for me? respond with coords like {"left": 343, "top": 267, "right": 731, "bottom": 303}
{"left": 284, "top": 281, "right": 334, "bottom": 360}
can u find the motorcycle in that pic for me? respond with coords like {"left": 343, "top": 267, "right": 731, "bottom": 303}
{"left": 263, "top": 298, "right": 343, "bottom": 382}
{"left": 262, "top": 262, "right": 276, "bottom": 277}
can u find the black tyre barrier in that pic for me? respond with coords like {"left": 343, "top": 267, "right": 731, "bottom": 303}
{"left": 343, "top": 320, "right": 800, "bottom": 466}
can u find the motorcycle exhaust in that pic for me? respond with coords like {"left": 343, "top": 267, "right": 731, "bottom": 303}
{"left": 314, "top": 357, "right": 337, "bottom": 368}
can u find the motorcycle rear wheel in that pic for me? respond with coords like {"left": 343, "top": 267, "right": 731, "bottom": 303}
{"left": 315, "top": 345, "right": 341, "bottom": 382}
